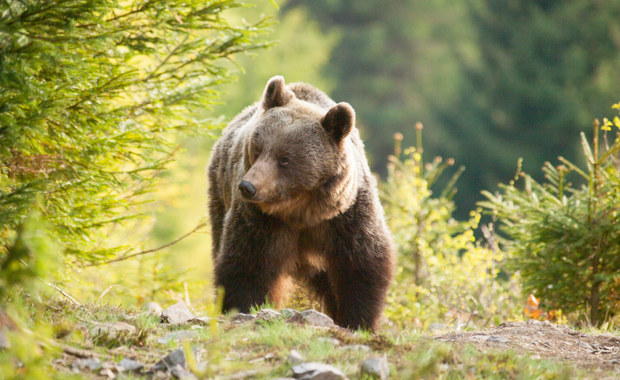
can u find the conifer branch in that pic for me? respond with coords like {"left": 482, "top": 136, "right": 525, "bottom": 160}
{"left": 86, "top": 221, "right": 207, "bottom": 267}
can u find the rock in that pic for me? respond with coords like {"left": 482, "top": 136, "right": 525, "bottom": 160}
{"left": 280, "top": 309, "right": 300, "bottom": 318}
{"left": 189, "top": 316, "right": 213, "bottom": 326}
{"left": 231, "top": 313, "right": 256, "bottom": 323}
{"left": 73, "top": 358, "right": 102, "bottom": 372}
{"left": 157, "top": 330, "right": 200, "bottom": 345}
{"left": 578, "top": 341, "right": 593, "bottom": 350}
{"left": 249, "top": 353, "right": 275, "bottom": 364}
{"left": 171, "top": 364, "right": 198, "bottom": 380}
{"left": 92, "top": 322, "right": 137, "bottom": 337}
{"left": 117, "top": 358, "right": 144, "bottom": 372}
{"left": 467, "top": 335, "right": 489, "bottom": 343}
{"left": 153, "top": 348, "right": 186, "bottom": 371}
{"left": 99, "top": 367, "right": 116, "bottom": 379}
{"left": 486, "top": 335, "right": 510, "bottom": 343}
{"left": 162, "top": 302, "right": 195, "bottom": 325}
{"left": 360, "top": 356, "right": 389, "bottom": 380}
{"left": 291, "top": 362, "right": 346, "bottom": 380}
{"left": 288, "top": 349, "right": 304, "bottom": 365}
{"left": 256, "top": 308, "right": 282, "bottom": 321}
{"left": 289, "top": 310, "right": 335, "bottom": 328}
{"left": 318, "top": 337, "right": 340, "bottom": 346}
{"left": 343, "top": 344, "right": 371, "bottom": 352}
{"left": 144, "top": 302, "right": 164, "bottom": 317}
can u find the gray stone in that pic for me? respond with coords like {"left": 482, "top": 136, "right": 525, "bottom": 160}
{"left": 189, "top": 316, "right": 213, "bottom": 326}
{"left": 162, "top": 302, "right": 195, "bottom": 325}
{"left": 361, "top": 356, "right": 389, "bottom": 380}
{"left": 288, "top": 349, "right": 304, "bottom": 365}
{"left": 486, "top": 335, "right": 510, "bottom": 343}
{"left": 171, "top": 364, "right": 198, "bottom": 380}
{"left": 578, "top": 341, "right": 593, "bottom": 350}
{"left": 231, "top": 313, "right": 256, "bottom": 323}
{"left": 256, "top": 308, "right": 282, "bottom": 321}
{"left": 73, "top": 358, "right": 102, "bottom": 372}
{"left": 117, "top": 357, "right": 143, "bottom": 372}
{"left": 144, "top": 302, "right": 164, "bottom": 317}
{"left": 289, "top": 310, "right": 335, "bottom": 328}
{"left": 154, "top": 348, "right": 186, "bottom": 371}
{"left": 157, "top": 330, "right": 200, "bottom": 345}
{"left": 291, "top": 362, "right": 346, "bottom": 380}
{"left": 318, "top": 337, "right": 340, "bottom": 346}
{"left": 280, "top": 309, "right": 300, "bottom": 318}
{"left": 99, "top": 367, "right": 116, "bottom": 379}
{"left": 92, "top": 321, "right": 137, "bottom": 337}
{"left": 467, "top": 335, "right": 489, "bottom": 343}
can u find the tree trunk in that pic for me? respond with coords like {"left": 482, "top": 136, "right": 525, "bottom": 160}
{"left": 589, "top": 256, "right": 600, "bottom": 326}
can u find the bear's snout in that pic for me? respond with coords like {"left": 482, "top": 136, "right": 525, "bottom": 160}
{"left": 238, "top": 180, "right": 257, "bottom": 199}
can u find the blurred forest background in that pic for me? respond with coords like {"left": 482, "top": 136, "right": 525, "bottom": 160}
{"left": 1, "top": 0, "right": 619, "bottom": 355}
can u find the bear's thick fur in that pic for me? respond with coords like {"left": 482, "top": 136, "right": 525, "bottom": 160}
{"left": 208, "top": 76, "right": 395, "bottom": 331}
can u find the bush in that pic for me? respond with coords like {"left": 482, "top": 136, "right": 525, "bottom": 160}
{"left": 480, "top": 103, "right": 620, "bottom": 326}
{"left": 0, "top": 0, "right": 269, "bottom": 264}
{"left": 382, "top": 126, "right": 519, "bottom": 329}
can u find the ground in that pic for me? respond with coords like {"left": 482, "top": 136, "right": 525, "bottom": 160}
{"left": 4, "top": 299, "right": 620, "bottom": 379}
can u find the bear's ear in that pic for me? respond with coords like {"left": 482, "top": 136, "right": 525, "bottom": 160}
{"left": 262, "top": 76, "right": 294, "bottom": 110}
{"left": 321, "top": 102, "right": 355, "bottom": 144}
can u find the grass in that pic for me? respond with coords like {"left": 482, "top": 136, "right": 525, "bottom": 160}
{"left": 2, "top": 296, "right": 615, "bottom": 379}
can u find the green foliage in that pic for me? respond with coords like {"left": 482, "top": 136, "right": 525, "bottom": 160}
{"left": 214, "top": 1, "right": 337, "bottom": 117}
{"left": 381, "top": 128, "right": 519, "bottom": 329}
{"left": 440, "top": 0, "right": 620, "bottom": 213}
{"left": 480, "top": 104, "right": 620, "bottom": 326}
{"left": 0, "top": 0, "right": 269, "bottom": 264}
{"left": 288, "top": 0, "right": 469, "bottom": 169}
{"left": 289, "top": 1, "right": 620, "bottom": 217}
{"left": 0, "top": 213, "right": 65, "bottom": 379}
{"left": 0, "top": 211, "right": 58, "bottom": 299}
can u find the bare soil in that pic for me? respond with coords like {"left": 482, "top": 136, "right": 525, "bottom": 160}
{"left": 436, "top": 319, "right": 620, "bottom": 372}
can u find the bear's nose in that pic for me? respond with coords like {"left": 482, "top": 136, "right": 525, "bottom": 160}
{"left": 238, "top": 180, "right": 257, "bottom": 199}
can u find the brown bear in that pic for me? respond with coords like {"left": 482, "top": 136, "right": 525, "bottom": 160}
{"left": 208, "top": 76, "right": 395, "bottom": 331}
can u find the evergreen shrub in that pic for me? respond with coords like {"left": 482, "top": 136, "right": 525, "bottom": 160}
{"left": 480, "top": 103, "right": 620, "bottom": 326}
{"left": 0, "top": 0, "right": 268, "bottom": 264}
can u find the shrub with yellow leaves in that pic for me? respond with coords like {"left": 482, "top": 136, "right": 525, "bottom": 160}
{"left": 382, "top": 125, "right": 520, "bottom": 330}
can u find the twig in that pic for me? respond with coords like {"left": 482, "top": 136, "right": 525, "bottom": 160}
{"left": 62, "top": 344, "right": 99, "bottom": 358}
{"left": 19, "top": 259, "right": 82, "bottom": 305}
{"left": 45, "top": 280, "right": 81, "bottom": 306}
{"left": 86, "top": 221, "right": 207, "bottom": 267}
{"left": 98, "top": 285, "right": 114, "bottom": 302}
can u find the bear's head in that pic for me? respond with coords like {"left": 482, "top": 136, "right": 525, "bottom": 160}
{"left": 239, "top": 76, "right": 358, "bottom": 225}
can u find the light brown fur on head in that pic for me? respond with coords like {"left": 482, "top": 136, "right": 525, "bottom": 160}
{"left": 238, "top": 77, "right": 359, "bottom": 227}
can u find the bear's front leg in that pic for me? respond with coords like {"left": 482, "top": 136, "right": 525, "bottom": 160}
{"left": 215, "top": 203, "right": 294, "bottom": 313}
{"left": 328, "top": 221, "right": 395, "bottom": 332}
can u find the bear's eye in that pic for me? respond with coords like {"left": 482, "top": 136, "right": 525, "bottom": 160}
{"left": 278, "top": 157, "right": 289, "bottom": 168}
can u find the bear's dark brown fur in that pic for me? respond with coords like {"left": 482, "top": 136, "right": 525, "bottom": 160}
{"left": 208, "top": 76, "right": 395, "bottom": 331}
